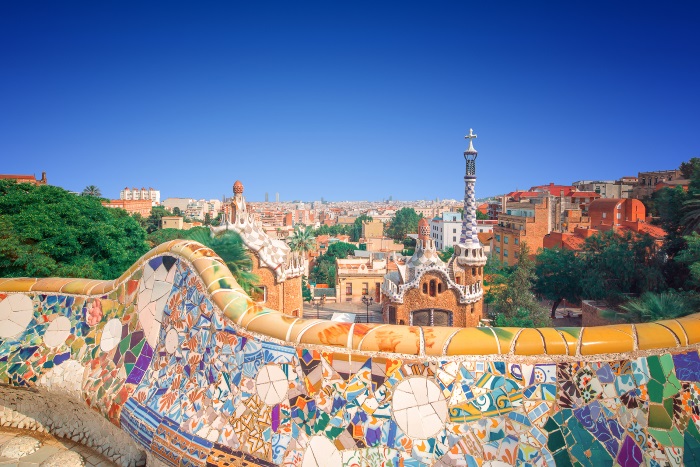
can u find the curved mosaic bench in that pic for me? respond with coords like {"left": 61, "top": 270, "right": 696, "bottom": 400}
{"left": 1, "top": 240, "right": 700, "bottom": 466}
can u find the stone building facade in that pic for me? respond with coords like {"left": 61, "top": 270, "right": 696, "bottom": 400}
{"left": 211, "top": 180, "right": 306, "bottom": 317}
{"left": 632, "top": 169, "right": 682, "bottom": 199}
{"left": 381, "top": 131, "right": 486, "bottom": 327}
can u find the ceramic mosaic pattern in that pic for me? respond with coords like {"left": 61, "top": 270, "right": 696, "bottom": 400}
{"left": 2, "top": 242, "right": 700, "bottom": 466}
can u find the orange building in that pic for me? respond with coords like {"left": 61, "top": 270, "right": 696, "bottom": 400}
{"left": 102, "top": 199, "right": 152, "bottom": 217}
{"left": 0, "top": 172, "right": 47, "bottom": 186}
{"left": 589, "top": 198, "right": 645, "bottom": 231}
{"left": 493, "top": 197, "right": 552, "bottom": 266}
{"left": 210, "top": 181, "right": 306, "bottom": 317}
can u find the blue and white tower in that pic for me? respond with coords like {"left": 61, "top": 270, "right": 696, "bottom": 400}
{"left": 460, "top": 129, "right": 480, "bottom": 245}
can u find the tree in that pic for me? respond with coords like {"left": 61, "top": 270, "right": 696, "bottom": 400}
{"left": 172, "top": 207, "right": 181, "bottom": 216}
{"left": 438, "top": 246, "right": 454, "bottom": 262}
{"left": 326, "top": 242, "right": 356, "bottom": 259}
{"left": 386, "top": 208, "right": 421, "bottom": 240}
{"left": 145, "top": 206, "right": 174, "bottom": 233}
{"left": 476, "top": 210, "right": 489, "bottom": 220}
{"left": 0, "top": 180, "right": 148, "bottom": 280}
{"left": 302, "top": 276, "right": 313, "bottom": 303}
{"left": 185, "top": 229, "right": 260, "bottom": 295}
{"left": 204, "top": 212, "right": 212, "bottom": 225}
{"left": 676, "top": 232, "right": 700, "bottom": 286}
{"left": 619, "top": 291, "right": 697, "bottom": 323}
{"left": 579, "top": 230, "right": 665, "bottom": 305}
{"left": 679, "top": 157, "right": 700, "bottom": 180}
{"left": 81, "top": 185, "right": 102, "bottom": 197}
{"left": 289, "top": 225, "right": 316, "bottom": 256}
{"left": 351, "top": 215, "right": 373, "bottom": 242}
{"left": 492, "top": 243, "right": 550, "bottom": 327}
{"left": 534, "top": 247, "right": 583, "bottom": 317}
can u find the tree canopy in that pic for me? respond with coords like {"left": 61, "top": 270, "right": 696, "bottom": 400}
{"left": 534, "top": 247, "right": 583, "bottom": 317}
{"left": 386, "top": 208, "right": 421, "bottom": 240}
{"left": 352, "top": 214, "right": 373, "bottom": 242}
{"left": 0, "top": 180, "right": 148, "bottom": 280}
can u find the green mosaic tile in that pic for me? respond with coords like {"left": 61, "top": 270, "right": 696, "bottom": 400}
{"left": 553, "top": 450, "right": 574, "bottom": 467}
{"left": 649, "top": 403, "right": 672, "bottom": 429}
{"left": 647, "top": 355, "right": 664, "bottom": 382}
{"left": 647, "top": 379, "right": 664, "bottom": 403}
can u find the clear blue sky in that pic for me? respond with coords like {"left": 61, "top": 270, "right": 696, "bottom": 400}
{"left": 2, "top": 1, "right": 699, "bottom": 202}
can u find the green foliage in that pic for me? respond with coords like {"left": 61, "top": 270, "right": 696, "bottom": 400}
{"left": 534, "top": 247, "right": 583, "bottom": 317}
{"left": 579, "top": 230, "right": 664, "bottom": 305}
{"left": 619, "top": 290, "right": 698, "bottom": 323}
{"left": 492, "top": 243, "right": 550, "bottom": 327}
{"left": 81, "top": 185, "right": 102, "bottom": 197}
{"left": 204, "top": 213, "right": 212, "bottom": 225}
{"left": 326, "top": 242, "right": 356, "bottom": 259}
{"left": 438, "top": 246, "right": 454, "bottom": 262}
{"left": 172, "top": 206, "right": 181, "bottom": 215}
{"left": 0, "top": 180, "right": 148, "bottom": 280}
{"left": 386, "top": 208, "right": 421, "bottom": 240}
{"left": 145, "top": 206, "right": 174, "bottom": 233}
{"left": 146, "top": 226, "right": 209, "bottom": 248}
{"left": 302, "top": 276, "right": 313, "bottom": 303}
{"left": 315, "top": 224, "right": 351, "bottom": 237}
{"left": 680, "top": 157, "right": 700, "bottom": 180}
{"left": 676, "top": 232, "right": 700, "bottom": 286}
{"left": 289, "top": 225, "right": 316, "bottom": 254}
{"left": 476, "top": 210, "right": 489, "bottom": 220}
{"left": 184, "top": 229, "right": 260, "bottom": 295}
{"left": 352, "top": 214, "right": 373, "bottom": 242}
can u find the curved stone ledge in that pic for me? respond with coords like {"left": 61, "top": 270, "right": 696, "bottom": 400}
{"left": 2, "top": 240, "right": 700, "bottom": 466}
{"left": 1, "top": 240, "right": 699, "bottom": 359}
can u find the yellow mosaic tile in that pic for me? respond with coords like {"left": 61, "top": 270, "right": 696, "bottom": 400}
{"left": 245, "top": 313, "right": 298, "bottom": 341}
{"left": 512, "top": 329, "right": 546, "bottom": 355}
{"left": 0, "top": 278, "right": 38, "bottom": 292}
{"left": 553, "top": 327, "right": 580, "bottom": 355}
{"left": 422, "top": 326, "right": 460, "bottom": 356}
{"left": 199, "top": 263, "right": 242, "bottom": 293}
{"left": 532, "top": 328, "right": 567, "bottom": 355}
{"left": 357, "top": 325, "right": 421, "bottom": 354}
{"left": 155, "top": 240, "right": 181, "bottom": 255}
{"left": 298, "top": 322, "right": 353, "bottom": 348}
{"left": 89, "top": 280, "right": 117, "bottom": 296}
{"left": 445, "top": 328, "right": 499, "bottom": 355}
{"left": 657, "top": 319, "right": 691, "bottom": 346}
{"left": 205, "top": 277, "right": 237, "bottom": 294}
{"left": 579, "top": 325, "right": 635, "bottom": 355}
{"left": 678, "top": 316, "right": 700, "bottom": 345}
{"left": 288, "top": 318, "right": 326, "bottom": 343}
{"left": 491, "top": 327, "right": 520, "bottom": 353}
{"left": 238, "top": 303, "right": 269, "bottom": 327}
{"left": 635, "top": 322, "right": 680, "bottom": 350}
{"left": 212, "top": 290, "right": 250, "bottom": 322}
{"left": 29, "top": 278, "right": 75, "bottom": 293}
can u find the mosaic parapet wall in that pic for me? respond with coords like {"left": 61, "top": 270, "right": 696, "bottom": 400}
{"left": 1, "top": 241, "right": 700, "bottom": 466}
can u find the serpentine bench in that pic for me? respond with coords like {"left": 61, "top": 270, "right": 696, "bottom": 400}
{"left": 1, "top": 240, "right": 699, "bottom": 466}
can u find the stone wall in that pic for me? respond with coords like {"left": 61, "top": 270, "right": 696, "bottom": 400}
{"left": 1, "top": 240, "right": 700, "bottom": 466}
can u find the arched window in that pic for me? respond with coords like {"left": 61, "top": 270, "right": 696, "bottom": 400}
{"left": 429, "top": 280, "right": 436, "bottom": 297}
{"left": 456, "top": 276, "right": 461, "bottom": 285}
{"left": 437, "top": 283, "right": 442, "bottom": 293}
{"left": 472, "top": 267, "right": 476, "bottom": 276}
{"left": 423, "top": 283, "right": 428, "bottom": 294}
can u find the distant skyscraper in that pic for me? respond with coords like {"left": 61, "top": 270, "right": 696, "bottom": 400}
{"left": 275, "top": 192, "right": 280, "bottom": 203}
{"left": 265, "top": 192, "right": 269, "bottom": 202}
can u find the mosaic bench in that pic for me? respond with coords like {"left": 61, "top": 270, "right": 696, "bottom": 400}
{"left": 1, "top": 240, "right": 700, "bottom": 466}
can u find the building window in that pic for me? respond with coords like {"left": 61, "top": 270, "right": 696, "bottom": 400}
{"left": 437, "top": 283, "right": 442, "bottom": 293}
{"left": 251, "top": 286, "right": 267, "bottom": 303}
{"left": 514, "top": 238, "right": 519, "bottom": 245}
{"left": 411, "top": 309, "right": 452, "bottom": 326}
{"left": 515, "top": 251, "right": 519, "bottom": 258}
{"left": 504, "top": 236, "right": 509, "bottom": 244}
{"left": 389, "top": 306, "right": 397, "bottom": 324}
{"left": 453, "top": 236, "right": 456, "bottom": 242}
{"left": 602, "top": 212, "right": 607, "bottom": 219}
{"left": 346, "top": 283, "right": 352, "bottom": 296}
{"left": 617, "top": 212, "right": 621, "bottom": 219}
{"left": 423, "top": 283, "right": 428, "bottom": 294}
{"left": 429, "top": 280, "right": 437, "bottom": 297}
{"left": 504, "top": 250, "right": 508, "bottom": 257}
{"left": 495, "top": 234, "right": 501, "bottom": 242}
{"left": 453, "top": 228, "right": 456, "bottom": 233}
{"left": 362, "top": 282, "right": 368, "bottom": 295}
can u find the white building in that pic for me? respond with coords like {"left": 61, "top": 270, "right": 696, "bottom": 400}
{"left": 163, "top": 198, "right": 194, "bottom": 214}
{"left": 120, "top": 187, "right": 160, "bottom": 206}
{"left": 430, "top": 212, "right": 463, "bottom": 251}
{"left": 184, "top": 199, "right": 223, "bottom": 220}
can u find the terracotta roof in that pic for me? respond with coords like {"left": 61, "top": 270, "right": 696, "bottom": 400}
{"left": 562, "top": 235, "right": 586, "bottom": 251}
{"left": 0, "top": 174, "right": 36, "bottom": 180}
{"left": 570, "top": 191, "right": 601, "bottom": 198}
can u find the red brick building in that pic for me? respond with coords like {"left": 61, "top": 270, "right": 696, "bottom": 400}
{"left": 102, "top": 199, "right": 152, "bottom": 217}
{"left": 0, "top": 172, "right": 47, "bottom": 186}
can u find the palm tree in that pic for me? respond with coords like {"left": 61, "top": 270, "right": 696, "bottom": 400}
{"left": 619, "top": 291, "right": 695, "bottom": 323}
{"left": 288, "top": 225, "right": 316, "bottom": 257}
{"left": 81, "top": 185, "right": 102, "bottom": 197}
{"left": 682, "top": 196, "right": 700, "bottom": 233}
{"left": 186, "top": 229, "right": 260, "bottom": 295}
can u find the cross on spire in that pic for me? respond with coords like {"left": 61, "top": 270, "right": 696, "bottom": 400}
{"left": 464, "top": 128, "right": 477, "bottom": 141}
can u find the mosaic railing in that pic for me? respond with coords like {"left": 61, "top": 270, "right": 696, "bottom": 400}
{"left": 1, "top": 240, "right": 700, "bottom": 466}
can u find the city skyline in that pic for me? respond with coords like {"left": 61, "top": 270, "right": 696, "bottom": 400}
{"left": 2, "top": 2, "right": 698, "bottom": 201}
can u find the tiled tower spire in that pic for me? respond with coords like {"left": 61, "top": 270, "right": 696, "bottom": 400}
{"left": 459, "top": 129, "right": 480, "bottom": 245}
